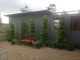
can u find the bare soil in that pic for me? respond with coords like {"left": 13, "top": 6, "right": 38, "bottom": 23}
{"left": 3, "top": 42, "right": 80, "bottom": 60}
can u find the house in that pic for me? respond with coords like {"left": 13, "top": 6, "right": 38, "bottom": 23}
{"left": 6, "top": 10, "right": 80, "bottom": 44}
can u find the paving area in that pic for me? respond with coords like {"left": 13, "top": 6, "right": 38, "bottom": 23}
{"left": 0, "top": 41, "right": 80, "bottom": 60}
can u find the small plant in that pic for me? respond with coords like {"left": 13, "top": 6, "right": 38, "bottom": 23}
{"left": 34, "top": 38, "right": 37, "bottom": 41}
{"left": 58, "top": 42, "right": 64, "bottom": 49}
{"left": 48, "top": 41, "right": 53, "bottom": 47}
{"left": 44, "top": 40, "right": 49, "bottom": 47}
{"left": 11, "top": 40, "right": 16, "bottom": 45}
{"left": 35, "top": 41, "right": 43, "bottom": 49}
{"left": 65, "top": 44, "right": 74, "bottom": 51}
{"left": 8, "top": 36, "right": 12, "bottom": 42}
{"left": 64, "top": 42, "right": 74, "bottom": 51}
{"left": 52, "top": 40, "right": 59, "bottom": 48}
{"left": 75, "top": 43, "right": 80, "bottom": 49}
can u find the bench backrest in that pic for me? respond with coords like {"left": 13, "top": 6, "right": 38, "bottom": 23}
{"left": 23, "top": 34, "right": 34, "bottom": 40}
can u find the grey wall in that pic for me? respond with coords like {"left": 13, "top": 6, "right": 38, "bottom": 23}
{"left": 10, "top": 13, "right": 57, "bottom": 41}
{"left": 9, "top": 13, "right": 80, "bottom": 44}
{"left": 64, "top": 14, "right": 80, "bottom": 44}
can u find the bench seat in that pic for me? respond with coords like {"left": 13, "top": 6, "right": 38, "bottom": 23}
{"left": 20, "top": 39, "right": 32, "bottom": 43}
{"left": 19, "top": 34, "right": 34, "bottom": 43}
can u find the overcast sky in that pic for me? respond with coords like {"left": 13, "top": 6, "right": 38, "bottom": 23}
{"left": 1, "top": 0, "right": 80, "bottom": 23}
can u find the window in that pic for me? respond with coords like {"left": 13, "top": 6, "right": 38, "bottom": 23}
{"left": 71, "top": 16, "right": 80, "bottom": 31}
{"left": 53, "top": 20, "right": 59, "bottom": 30}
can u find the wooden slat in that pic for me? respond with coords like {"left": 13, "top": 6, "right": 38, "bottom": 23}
{"left": 19, "top": 34, "right": 34, "bottom": 43}
{"left": 76, "top": 17, "right": 80, "bottom": 31}
{"left": 71, "top": 17, "right": 76, "bottom": 30}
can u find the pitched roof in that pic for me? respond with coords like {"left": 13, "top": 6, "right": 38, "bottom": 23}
{"left": 5, "top": 10, "right": 52, "bottom": 17}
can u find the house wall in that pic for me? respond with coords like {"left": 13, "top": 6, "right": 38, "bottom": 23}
{"left": 65, "top": 14, "right": 80, "bottom": 44}
{"left": 9, "top": 13, "right": 57, "bottom": 41}
{"left": 9, "top": 13, "right": 80, "bottom": 44}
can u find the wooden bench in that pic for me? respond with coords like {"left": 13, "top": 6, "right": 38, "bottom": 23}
{"left": 19, "top": 34, "right": 34, "bottom": 43}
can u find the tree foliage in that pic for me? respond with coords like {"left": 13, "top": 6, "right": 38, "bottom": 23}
{"left": 56, "top": 14, "right": 66, "bottom": 42}
{"left": 47, "top": 4, "right": 56, "bottom": 12}
{"left": 40, "top": 16, "right": 48, "bottom": 43}
{"left": 29, "top": 18, "right": 35, "bottom": 34}
{"left": 19, "top": 19, "right": 26, "bottom": 39}
{"left": 9, "top": 20, "right": 14, "bottom": 41}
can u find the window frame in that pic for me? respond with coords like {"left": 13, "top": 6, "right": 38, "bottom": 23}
{"left": 52, "top": 19, "right": 59, "bottom": 31}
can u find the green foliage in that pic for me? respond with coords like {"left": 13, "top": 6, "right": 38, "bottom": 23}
{"left": 40, "top": 16, "right": 48, "bottom": 43}
{"left": 57, "top": 14, "right": 66, "bottom": 42}
{"left": 52, "top": 14, "right": 75, "bottom": 51}
{"left": 65, "top": 43, "right": 75, "bottom": 51}
{"left": 35, "top": 41, "right": 43, "bottom": 48}
{"left": 35, "top": 16, "right": 49, "bottom": 48}
{"left": 44, "top": 40, "right": 49, "bottom": 47}
{"left": 11, "top": 40, "right": 16, "bottom": 45}
{"left": 53, "top": 40, "right": 60, "bottom": 48}
{"left": 9, "top": 20, "right": 14, "bottom": 42}
{"left": 19, "top": 19, "right": 26, "bottom": 39}
{"left": 34, "top": 38, "right": 37, "bottom": 41}
{"left": 52, "top": 40, "right": 75, "bottom": 51}
{"left": 53, "top": 14, "right": 66, "bottom": 49}
{"left": 8, "top": 36, "right": 12, "bottom": 42}
{"left": 48, "top": 41, "right": 54, "bottom": 47}
{"left": 29, "top": 18, "right": 35, "bottom": 34}
{"left": 75, "top": 43, "right": 80, "bottom": 49}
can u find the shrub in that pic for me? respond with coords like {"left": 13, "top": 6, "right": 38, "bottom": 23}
{"left": 8, "top": 36, "right": 12, "bottom": 42}
{"left": 52, "top": 40, "right": 75, "bottom": 51}
{"left": 75, "top": 43, "right": 80, "bottom": 49}
{"left": 29, "top": 18, "right": 35, "bottom": 34}
{"left": 65, "top": 43, "right": 75, "bottom": 51}
{"left": 44, "top": 40, "right": 49, "bottom": 47}
{"left": 53, "top": 42, "right": 64, "bottom": 49}
{"left": 35, "top": 41, "right": 43, "bottom": 49}
{"left": 62, "top": 42, "right": 74, "bottom": 51}
{"left": 19, "top": 19, "right": 26, "bottom": 39}
{"left": 52, "top": 40, "right": 59, "bottom": 48}
{"left": 40, "top": 16, "right": 48, "bottom": 44}
{"left": 11, "top": 40, "right": 16, "bottom": 45}
{"left": 9, "top": 20, "right": 15, "bottom": 42}
{"left": 48, "top": 41, "right": 53, "bottom": 47}
{"left": 34, "top": 38, "right": 37, "bottom": 41}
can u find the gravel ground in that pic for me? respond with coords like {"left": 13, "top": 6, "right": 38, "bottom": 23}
{"left": 3, "top": 42, "right": 80, "bottom": 60}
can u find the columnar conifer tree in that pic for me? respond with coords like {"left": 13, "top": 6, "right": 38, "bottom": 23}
{"left": 40, "top": 16, "right": 48, "bottom": 43}
{"left": 29, "top": 18, "right": 35, "bottom": 34}
{"left": 19, "top": 19, "right": 26, "bottom": 39}
{"left": 57, "top": 14, "right": 66, "bottom": 42}
{"left": 9, "top": 20, "right": 14, "bottom": 41}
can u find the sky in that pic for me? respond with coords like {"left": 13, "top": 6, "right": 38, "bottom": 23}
{"left": 1, "top": 0, "right": 80, "bottom": 24}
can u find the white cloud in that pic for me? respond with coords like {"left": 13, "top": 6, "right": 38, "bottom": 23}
{"left": 54, "top": 0, "right": 80, "bottom": 11}
{"left": 1, "top": 0, "right": 80, "bottom": 23}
